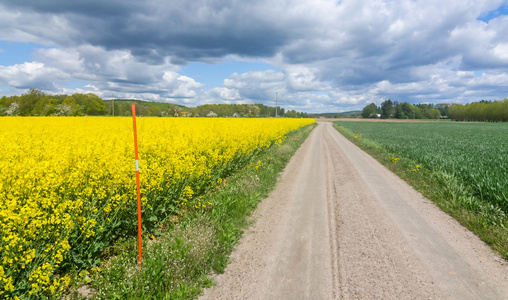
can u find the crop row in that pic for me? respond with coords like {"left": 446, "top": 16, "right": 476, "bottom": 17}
{"left": 335, "top": 121, "right": 508, "bottom": 216}
{"left": 0, "top": 117, "right": 315, "bottom": 299}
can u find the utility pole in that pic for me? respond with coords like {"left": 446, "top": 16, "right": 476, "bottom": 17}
{"left": 112, "top": 94, "right": 115, "bottom": 117}
{"left": 275, "top": 92, "right": 278, "bottom": 118}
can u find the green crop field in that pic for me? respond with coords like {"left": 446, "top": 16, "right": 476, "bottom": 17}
{"left": 334, "top": 121, "right": 508, "bottom": 257}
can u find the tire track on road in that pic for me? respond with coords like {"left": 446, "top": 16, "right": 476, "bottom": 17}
{"left": 200, "top": 122, "right": 508, "bottom": 299}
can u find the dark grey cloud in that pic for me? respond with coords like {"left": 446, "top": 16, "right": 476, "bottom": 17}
{"left": 273, "top": 0, "right": 508, "bottom": 92}
{"left": 4, "top": 0, "right": 141, "bottom": 17}
{"left": 1, "top": 0, "right": 300, "bottom": 63}
{"left": 1, "top": 0, "right": 508, "bottom": 113}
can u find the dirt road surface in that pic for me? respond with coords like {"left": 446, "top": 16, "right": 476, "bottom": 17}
{"left": 200, "top": 122, "right": 508, "bottom": 299}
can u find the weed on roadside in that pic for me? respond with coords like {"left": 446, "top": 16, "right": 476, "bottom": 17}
{"left": 333, "top": 122, "right": 508, "bottom": 259}
{"left": 74, "top": 123, "right": 317, "bottom": 299}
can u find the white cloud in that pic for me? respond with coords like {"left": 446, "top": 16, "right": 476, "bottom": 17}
{"left": 222, "top": 70, "right": 285, "bottom": 101}
{"left": 0, "top": 62, "right": 69, "bottom": 89}
{"left": 1, "top": 0, "right": 508, "bottom": 112}
{"left": 492, "top": 43, "right": 508, "bottom": 61}
{"left": 207, "top": 87, "right": 242, "bottom": 102}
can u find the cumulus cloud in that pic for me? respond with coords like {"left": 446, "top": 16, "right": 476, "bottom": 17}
{"left": 207, "top": 87, "right": 242, "bottom": 103}
{"left": 1, "top": 0, "right": 301, "bottom": 62}
{"left": 0, "top": 44, "right": 205, "bottom": 104}
{"left": 1, "top": 0, "right": 508, "bottom": 112}
{"left": 0, "top": 62, "right": 69, "bottom": 90}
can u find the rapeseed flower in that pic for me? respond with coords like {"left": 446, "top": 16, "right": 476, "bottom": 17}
{"left": 0, "top": 117, "right": 314, "bottom": 297}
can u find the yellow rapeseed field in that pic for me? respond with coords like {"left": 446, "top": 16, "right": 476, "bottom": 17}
{"left": 0, "top": 116, "right": 315, "bottom": 298}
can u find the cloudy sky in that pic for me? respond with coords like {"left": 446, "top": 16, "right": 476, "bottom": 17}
{"left": 1, "top": 0, "right": 508, "bottom": 113}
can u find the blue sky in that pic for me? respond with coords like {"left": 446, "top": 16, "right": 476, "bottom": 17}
{"left": 478, "top": 3, "right": 508, "bottom": 22}
{"left": 181, "top": 60, "right": 280, "bottom": 91}
{"left": 0, "top": 41, "right": 41, "bottom": 64}
{"left": 1, "top": 0, "right": 508, "bottom": 113}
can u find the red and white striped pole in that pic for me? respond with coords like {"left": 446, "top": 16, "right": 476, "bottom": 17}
{"left": 131, "top": 105, "right": 142, "bottom": 268}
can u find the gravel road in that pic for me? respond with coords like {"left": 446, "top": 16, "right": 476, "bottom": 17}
{"left": 200, "top": 122, "right": 508, "bottom": 299}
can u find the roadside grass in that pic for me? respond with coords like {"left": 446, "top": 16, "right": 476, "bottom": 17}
{"left": 67, "top": 123, "right": 317, "bottom": 299}
{"left": 333, "top": 123, "right": 508, "bottom": 260}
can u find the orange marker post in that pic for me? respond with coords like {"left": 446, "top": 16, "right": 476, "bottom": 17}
{"left": 131, "top": 105, "right": 142, "bottom": 268}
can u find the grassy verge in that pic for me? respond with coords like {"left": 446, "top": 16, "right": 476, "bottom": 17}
{"left": 66, "top": 123, "right": 317, "bottom": 299}
{"left": 333, "top": 123, "right": 508, "bottom": 260}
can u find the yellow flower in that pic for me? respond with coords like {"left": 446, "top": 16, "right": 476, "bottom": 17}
{"left": 0, "top": 116, "right": 315, "bottom": 297}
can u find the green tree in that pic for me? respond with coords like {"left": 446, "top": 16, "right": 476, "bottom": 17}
{"left": 417, "top": 104, "right": 441, "bottom": 119}
{"left": 32, "top": 96, "right": 58, "bottom": 116}
{"left": 134, "top": 104, "right": 149, "bottom": 116}
{"left": 62, "top": 96, "right": 84, "bottom": 116}
{"left": 449, "top": 99, "right": 508, "bottom": 122}
{"left": 0, "top": 96, "right": 12, "bottom": 108}
{"left": 435, "top": 103, "right": 450, "bottom": 117}
{"left": 19, "top": 88, "right": 44, "bottom": 116}
{"left": 395, "top": 105, "right": 406, "bottom": 119}
{"left": 62, "top": 96, "right": 77, "bottom": 107}
{"left": 256, "top": 104, "right": 269, "bottom": 116}
{"left": 361, "top": 103, "right": 378, "bottom": 118}
{"left": 73, "top": 93, "right": 107, "bottom": 115}
{"left": 400, "top": 102, "right": 413, "bottom": 118}
{"left": 149, "top": 105, "right": 162, "bottom": 116}
{"left": 380, "top": 99, "right": 394, "bottom": 119}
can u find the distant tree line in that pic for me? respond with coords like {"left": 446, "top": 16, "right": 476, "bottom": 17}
{"left": 0, "top": 89, "right": 107, "bottom": 116}
{"left": 104, "top": 99, "right": 185, "bottom": 117}
{"left": 189, "top": 103, "right": 275, "bottom": 117}
{"left": 104, "top": 100, "right": 310, "bottom": 118}
{"left": 448, "top": 99, "right": 508, "bottom": 122}
{"left": 361, "top": 100, "right": 448, "bottom": 119}
{"left": 310, "top": 111, "right": 362, "bottom": 118}
{"left": 186, "top": 103, "right": 309, "bottom": 118}
{"left": 1, "top": 90, "right": 310, "bottom": 118}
